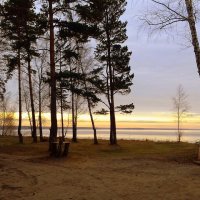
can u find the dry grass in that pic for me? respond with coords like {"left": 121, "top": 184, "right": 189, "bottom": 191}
{"left": 0, "top": 136, "right": 198, "bottom": 162}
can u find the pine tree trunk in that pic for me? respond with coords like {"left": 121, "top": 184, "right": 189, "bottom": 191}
{"left": 28, "top": 58, "right": 37, "bottom": 143}
{"left": 109, "top": 90, "right": 117, "bottom": 145}
{"left": 49, "top": 0, "right": 57, "bottom": 148}
{"left": 38, "top": 69, "right": 43, "bottom": 142}
{"left": 17, "top": 49, "right": 23, "bottom": 144}
{"left": 88, "top": 100, "right": 98, "bottom": 145}
{"left": 59, "top": 49, "right": 64, "bottom": 140}
{"left": 70, "top": 61, "right": 77, "bottom": 143}
{"left": 87, "top": 98, "right": 98, "bottom": 144}
{"left": 38, "top": 90, "right": 43, "bottom": 142}
{"left": 110, "top": 101, "right": 117, "bottom": 145}
{"left": 106, "top": 21, "right": 117, "bottom": 145}
{"left": 80, "top": 61, "right": 98, "bottom": 144}
{"left": 71, "top": 92, "right": 77, "bottom": 142}
{"left": 60, "top": 92, "right": 64, "bottom": 139}
{"left": 75, "top": 96, "right": 78, "bottom": 138}
{"left": 109, "top": 80, "right": 117, "bottom": 145}
{"left": 185, "top": 0, "right": 200, "bottom": 75}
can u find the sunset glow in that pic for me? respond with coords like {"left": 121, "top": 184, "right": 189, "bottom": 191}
{"left": 12, "top": 112, "right": 200, "bottom": 130}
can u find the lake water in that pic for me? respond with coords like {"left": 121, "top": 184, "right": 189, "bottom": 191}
{"left": 20, "top": 128, "right": 200, "bottom": 143}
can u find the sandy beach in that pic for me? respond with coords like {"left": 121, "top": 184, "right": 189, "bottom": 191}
{"left": 1, "top": 137, "right": 200, "bottom": 200}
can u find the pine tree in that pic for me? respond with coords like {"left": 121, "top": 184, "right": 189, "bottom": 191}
{"left": 39, "top": 0, "right": 95, "bottom": 147}
{"left": 54, "top": 3, "right": 100, "bottom": 143}
{"left": 40, "top": 0, "right": 70, "bottom": 148}
{"left": 0, "top": 0, "right": 29, "bottom": 143}
{"left": 1, "top": 0, "right": 45, "bottom": 143}
{"left": 22, "top": 0, "right": 45, "bottom": 143}
{"left": 78, "top": 0, "right": 134, "bottom": 145}
{"left": 78, "top": 45, "right": 100, "bottom": 144}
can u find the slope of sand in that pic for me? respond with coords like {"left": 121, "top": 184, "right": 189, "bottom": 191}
{"left": 1, "top": 139, "right": 200, "bottom": 200}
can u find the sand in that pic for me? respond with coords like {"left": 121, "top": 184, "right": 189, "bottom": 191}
{"left": 1, "top": 139, "right": 200, "bottom": 200}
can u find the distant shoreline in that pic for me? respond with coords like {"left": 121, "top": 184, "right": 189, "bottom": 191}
{"left": 8, "top": 126, "right": 200, "bottom": 131}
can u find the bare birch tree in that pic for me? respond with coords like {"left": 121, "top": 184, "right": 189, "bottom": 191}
{"left": 34, "top": 49, "right": 50, "bottom": 142}
{"left": 172, "top": 85, "right": 189, "bottom": 142}
{"left": 22, "top": 82, "right": 32, "bottom": 132}
{"left": 142, "top": 0, "right": 200, "bottom": 75}
{"left": 0, "top": 93, "right": 16, "bottom": 136}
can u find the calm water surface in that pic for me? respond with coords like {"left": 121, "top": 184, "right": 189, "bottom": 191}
{"left": 20, "top": 128, "right": 200, "bottom": 143}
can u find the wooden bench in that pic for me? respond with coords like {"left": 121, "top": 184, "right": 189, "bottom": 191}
{"left": 51, "top": 141, "right": 70, "bottom": 157}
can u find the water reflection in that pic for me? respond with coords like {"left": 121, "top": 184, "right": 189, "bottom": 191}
{"left": 18, "top": 128, "right": 200, "bottom": 143}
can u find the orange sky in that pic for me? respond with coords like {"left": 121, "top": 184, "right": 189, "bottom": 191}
{"left": 12, "top": 112, "right": 200, "bottom": 129}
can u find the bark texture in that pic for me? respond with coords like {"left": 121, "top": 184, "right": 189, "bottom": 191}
{"left": 185, "top": 0, "right": 200, "bottom": 75}
{"left": 49, "top": 0, "right": 57, "bottom": 147}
